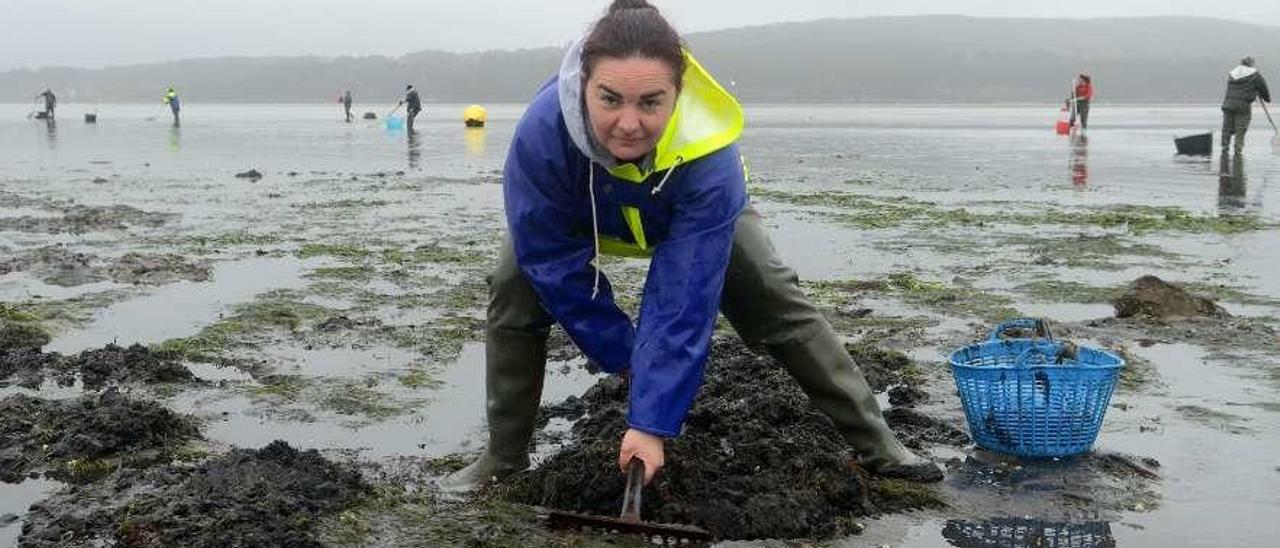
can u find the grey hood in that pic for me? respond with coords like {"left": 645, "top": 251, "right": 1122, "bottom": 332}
{"left": 558, "top": 32, "right": 621, "bottom": 170}
{"left": 1230, "top": 65, "right": 1258, "bottom": 81}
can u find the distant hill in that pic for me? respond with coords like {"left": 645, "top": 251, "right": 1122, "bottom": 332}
{"left": 3, "top": 15, "right": 1278, "bottom": 104}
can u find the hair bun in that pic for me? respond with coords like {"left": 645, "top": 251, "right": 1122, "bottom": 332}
{"left": 608, "top": 0, "right": 654, "bottom": 14}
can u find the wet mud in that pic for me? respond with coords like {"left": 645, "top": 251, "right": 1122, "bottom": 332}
{"left": 0, "top": 246, "right": 208, "bottom": 287}
{"left": 1, "top": 340, "right": 195, "bottom": 390}
{"left": 0, "top": 204, "right": 175, "bottom": 234}
{"left": 502, "top": 337, "right": 947, "bottom": 541}
{"left": 104, "top": 252, "right": 211, "bottom": 285}
{"left": 0, "top": 389, "right": 200, "bottom": 483}
{"left": 1112, "top": 275, "right": 1229, "bottom": 319}
{"left": 19, "top": 440, "right": 367, "bottom": 548}
{"left": 945, "top": 450, "right": 1161, "bottom": 520}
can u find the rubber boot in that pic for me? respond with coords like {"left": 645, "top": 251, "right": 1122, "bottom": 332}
{"left": 1234, "top": 129, "right": 1247, "bottom": 155}
{"left": 769, "top": 329, "right": 944, "bottom": 483}
{"left": 439, "top": 329, "right": 546, "bottom": 492}
{"left": 440, "top": 241, "right": 551, "bottom": 493}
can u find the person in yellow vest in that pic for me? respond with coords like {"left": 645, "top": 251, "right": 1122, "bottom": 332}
{"left": 442, "top": 0, "right": 943, "bottom": 491}
{"left": 163, "top": 87, "right": 181, "bottom": 126}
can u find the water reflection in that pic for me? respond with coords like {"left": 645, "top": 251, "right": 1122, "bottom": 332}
{"left": 408, "top": 130, "right": 422, "bottom": 170}
{"left": 464, "top": 128, "right": 487, "bottom": 159}
{"left": 1218, "top": 152, "right": 1246, "bottom": 212}
{"left": 942, "top": 518, "right": 1116, "bottom": 548}
{"left": 168, "top": 125, "right": 182, "bottom": 152}
{"left": 44, "top": 118, "right": 57, "bottom": 150}
{"left": 1068, "top": 133, "right": 1088, "bottom": 187}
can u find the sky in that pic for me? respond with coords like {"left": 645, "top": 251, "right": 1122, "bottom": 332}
{"left": 3, "top": 0, "right": 1279, "bottom": 71}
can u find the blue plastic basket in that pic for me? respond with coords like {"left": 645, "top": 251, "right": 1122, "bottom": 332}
{"left": 949, "top": 318, "right": 1125, "bottom": 458}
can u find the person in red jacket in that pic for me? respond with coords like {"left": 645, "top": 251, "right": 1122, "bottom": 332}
{"left": 1070, "top": 74, "right": 1094, "bottom": 130}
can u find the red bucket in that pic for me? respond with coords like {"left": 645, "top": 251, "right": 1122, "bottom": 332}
{"left": 1055, "top": 120, "right": 1071, "bottom": 135}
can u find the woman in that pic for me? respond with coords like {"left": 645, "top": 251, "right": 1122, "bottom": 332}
{"left": 444, "top": 0, "right": 942, "bottom": 490}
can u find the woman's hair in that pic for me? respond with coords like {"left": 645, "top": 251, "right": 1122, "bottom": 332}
{"left": 1080, "top": 74, "right": 1092, "bottom": 83}
{"left": 582, "top": 0, "right": 686, "bottom": 89}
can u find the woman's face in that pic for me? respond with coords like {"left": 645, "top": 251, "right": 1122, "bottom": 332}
{"left": 585, "top": 56, "right": 678, "bottom": 163}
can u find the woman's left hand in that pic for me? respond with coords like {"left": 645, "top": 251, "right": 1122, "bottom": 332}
{"left": 619, "top": 428, "right": 665, "bottom": 485}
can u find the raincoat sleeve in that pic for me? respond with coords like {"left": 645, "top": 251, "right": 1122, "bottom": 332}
{"left": 1260, "top": 75, "right": 1271, "bottom": 103}
{"left": 627, "top": 145, "right": 747, "bottom": 437}
{"left": 503, "top": 105, "right": 635, "bottom": 374}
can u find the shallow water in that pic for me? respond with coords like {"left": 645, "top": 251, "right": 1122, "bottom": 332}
{"left": 2, "top": 102, "right": 1279, "bottom": 547}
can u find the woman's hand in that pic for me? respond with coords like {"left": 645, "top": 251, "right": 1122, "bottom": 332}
{"left": 619, "top": 428, "right": 665, "bottom": 485}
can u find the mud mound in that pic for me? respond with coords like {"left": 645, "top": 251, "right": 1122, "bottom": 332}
{"left": 1113, "top": 275, "right": 1228, "bottom": 319}
{"left": 0, "top": 389, "right": 200, "bottom": 483}
{"left": 105, "top": 253, "right": 211, "bottom": 285}
{"left": 0, "top": 348, "right": 56, "bottom": 388}
{"left": 65, "top": 344, "right": 195, "bottom": 389}
{"left": 20, "top": 441, "right": 368, "bottom": 548}
{"left": 505, "top": 337, "right": 941, "bottom": 541}
{"left": 1, "top": 343, "right": 196, "bottom": 390}
{"left": 883, "top": 408, "right": 970, "bottom": 449}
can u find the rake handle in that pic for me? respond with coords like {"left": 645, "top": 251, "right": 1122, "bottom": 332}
{"left": 620, "top": 456, "right": 644, "bottom": 523}
{"left": 1262, "top": 100, "right": 1279, "bottom": 133}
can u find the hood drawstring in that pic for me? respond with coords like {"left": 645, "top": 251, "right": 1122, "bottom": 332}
{"left": 651, "top": 156, "right": 684, "bottom": 195}
{"left": 588, "top": 163, "right": 603, "bottom": 300}
{"left": 588, "top": 157, "right": 685, "bottom": 300}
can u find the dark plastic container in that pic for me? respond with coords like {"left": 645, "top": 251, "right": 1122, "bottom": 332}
{"left": 1174, "top": 132, "right": 1213, "bottom": 155}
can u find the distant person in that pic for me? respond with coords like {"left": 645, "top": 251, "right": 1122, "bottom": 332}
{"left": 1221, "top": 56, "right": 1270, "bottom": 155}
{"left": 36, "top": 89, "right": 56, "bottom": 119}
{"left": 342, "top": 90, "right": 354, "bottom": 123}
{"left": 400, "top": 85, "right": 423, "bottom": 132}
{"left": 164, "top": 87, "right": 182, "bottom": 126}
{"left": 1070, "top": 74, "right": 1093, "bottom": 130}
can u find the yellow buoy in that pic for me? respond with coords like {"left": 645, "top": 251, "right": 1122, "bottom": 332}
{"left": 464, "top": 104, "right": 487, "bottom": 128}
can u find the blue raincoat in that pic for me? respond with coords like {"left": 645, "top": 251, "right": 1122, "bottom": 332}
{"left": 504, "top": 41, "right": 747, "bottom": 437}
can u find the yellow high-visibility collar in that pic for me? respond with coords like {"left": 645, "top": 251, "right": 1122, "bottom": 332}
{"left": 606, "top": 51, "right": 744, "bottom": 183}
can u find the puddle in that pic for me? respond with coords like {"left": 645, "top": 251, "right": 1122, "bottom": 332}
{"left": 257, "top": 344, "right": 423, "bottom": 378}
{"left": 171, "top": 343, "right": 599, "bottom": 459}
{"left": 1086, "top": 342, "right": 1280, "bottom": 547}
{"left": 0, "top": 477, "right": 61, "bottom": 548}
{"left": 185, "top": 361, "right": 254, "bottom": 383}
{"left": 0, "top": 272, "right": 127, "bottom": 301}
{"left": 1017, "top": 302, "right": 1114, "bottom": 323}
{"left": 45, "top": 256, "right": 320, "bottom": 353}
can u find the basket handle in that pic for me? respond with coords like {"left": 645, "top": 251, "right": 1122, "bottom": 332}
{"left": 986, "top": 318, "right": 1055, "bottom": 343}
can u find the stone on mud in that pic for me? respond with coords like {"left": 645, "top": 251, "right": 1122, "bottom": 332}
{"left": 1113, "top": 275, "right": 1228, "bottom": 319}
{"left": 20, "top": 441, "right": 368, "bottom": 548}
{"left": 503, "top": 337, "right": 944, "bottom": 541}
{"left": 235, "top": 169, "right": 264, "bottom": 180}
